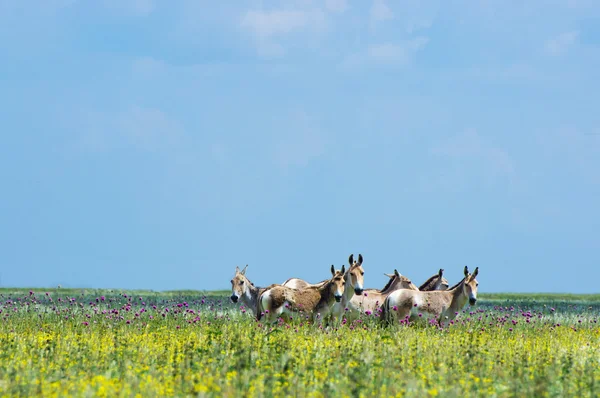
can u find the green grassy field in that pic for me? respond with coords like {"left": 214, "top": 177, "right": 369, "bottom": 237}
{"left": 0, "top": 288, "right": 598, "bottom": 397}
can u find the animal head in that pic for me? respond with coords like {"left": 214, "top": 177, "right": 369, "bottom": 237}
{"left": 395, "top": 269, "right": 418, "bottom": 291}
{"left": 380, "top": 269, "right": 418, "bottom": 292}
{"left": 329, "top": 264, "right": 346, "bottom": 302}
{"left": 462, "top": 266, "right": 479, "bottom": 305}
{"left": 438, "top": 269, "right": 450, "bottom": 290}
{"left": 348, "top": 254, "right": 363, "bottom": 267}
{"left": 347, "top": 253, "right": 365, "bottom": 295}
{"left": 380, "top": 270, "right": 398, "bottom": 293}
{"left": 230, "top": 265, "right": 250, "bottom": 303}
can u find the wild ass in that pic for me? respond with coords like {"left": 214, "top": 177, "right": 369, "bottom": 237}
{"left": 381, "top": 266, "right": 479, "bottom": 327}
{"left": 230, "top": 265, "right": 276, "bottom": 316}
{"left": 257, "top": 265, "right": 346, "bottom": 324}
{"left": 348, "top": 269, "right": 418, "bottom": 318}
{"left": 329, "top": 254, "right": 366, "bottom": 322}
{"left": 418, "top": 269, "right": 449, "bottom": 291}
{"left": 282, "top": 254, "right": 364, "bottom": 290}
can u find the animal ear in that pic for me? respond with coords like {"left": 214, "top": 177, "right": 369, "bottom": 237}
{"left": 241, "top": 265, "right": 248, "bottom": 275}
{"left": 358, "top": 254, "right": 363, "bottom": 265}
{"left": 331, "top": 264, "right": 335, "bottom": 276}
{"left": 235, "top": 266, "right": 240, "bottom": 273}
{"left": 472, "top": 267, "right": 479, "bottom": 278}
{"left": 464, "top": 266, "right": 469, "bottom": 277}
{"left": 341, "top": 264, "right": 346, "bottom": 274}
{"left": 438, "top": 268, "right": 444, "bottom": 277}
{"left": 348, "top": 254, "right": 354, "bottom": 265}
{"left": 384, "top": 273, "right": 394, "bottom": 278}
{"left": 394, "top": 269, "right": 400, "bottom": 277}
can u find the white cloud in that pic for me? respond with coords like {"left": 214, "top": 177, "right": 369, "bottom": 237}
{"left": 131, "top": 0, "right": 154, "bottom": 16}
{"left": 368, "top": 37, "right": 429, "bottom": 64}
{"left": 545, "top": 31, "right": 579, "bottom": 56}
{"left": 240, "top": 8, "right": 327, "bottom": 56}
{"left": 342, "top": 36, "right": 428, "bottom": 69}
{"left": 325, "top": 0, "right": 347, "bottom": 13}
{"left": 241, "top": 10, "right": 312, "bottom": 39}
{"left": 370, "top": 0, "right": 394, "bottom": 23}
{"left": 394, "top": 0, "right": 438, "bottom": 33}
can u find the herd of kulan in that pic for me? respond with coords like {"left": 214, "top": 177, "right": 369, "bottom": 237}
{"left": 230, "top": 254, "right": 480, "bottom": 326}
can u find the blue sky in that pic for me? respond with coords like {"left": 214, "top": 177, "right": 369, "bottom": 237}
{"left": 1, "top": 0, "right": 599, "bottom": 293}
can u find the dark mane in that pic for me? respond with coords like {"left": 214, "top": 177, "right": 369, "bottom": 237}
{"left": 418, "top": 274, "right": 440, "bottom": 291}
{"left": 448, "top": 277, "right": 466, "bottom": 291}
{"left": 380, "top": 275, "right": 397, "bottom": 293}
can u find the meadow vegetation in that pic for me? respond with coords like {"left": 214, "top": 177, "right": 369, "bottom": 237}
{"left": 0, "top": 288, "right": 598, "bottom": 397}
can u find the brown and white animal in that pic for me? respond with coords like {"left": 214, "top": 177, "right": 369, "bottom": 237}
{"left": 230, "top": 265, "right": 275, "bottom": 316}
{"left": 257, "top": 265, "right": 347, "bottom": 324}
{"left": 381, "top": 266, "right": 479, "bottom": 327}
{"left": 418, "top": 268, "right": 450, "bottom": 291}
{"left": 329, "top": 254, "right": 366, "bottom": 321}
{"left": 349, "top": 269, "right": 418, "bottom": 318}
{"left": 282, "top": 254, "right": 364, "bottom": 292}
{"left": 281, "top": 270, "right": 335, "bottom": 290}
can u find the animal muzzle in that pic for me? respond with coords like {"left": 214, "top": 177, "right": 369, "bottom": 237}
{"left": 354, "top": 288, "right": 364, "bottom": 295}
{"left": 334, "top": 294, "right": 343, "bottom": 302}
{"left": 230, "top": 294, "right": 239, "bottom": 303}
{"left": 469, "top": 297, "right": 477, "bottom": 305}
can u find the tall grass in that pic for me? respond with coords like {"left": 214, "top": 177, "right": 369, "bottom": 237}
{"left": 0, "top": 289, "right": 598, "bottom": 397}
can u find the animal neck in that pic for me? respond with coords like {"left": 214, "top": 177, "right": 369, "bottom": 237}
{"left": 379, "top": 276, "right": 397, "bottom": 294}
{"left": 449, "top": 281, "right": 468, "bottom": 311}
{"left": 418, "top": 275, "right": 439, "bottom": 291}
{"left": 382, "top": 278, "right": 404, "bottom": 294}
{"left": 342, "top": 273, "right": 355, "bottom": 300}
{"left": 317, "top": 279, "right": 337, "bottom": 304}
{"left": 242, "top": 282, "right": 260, "bottom": 309}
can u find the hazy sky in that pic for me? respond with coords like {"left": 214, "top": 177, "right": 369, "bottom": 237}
{"left": 1, "top": 1, "right": 599, "bottom": 293}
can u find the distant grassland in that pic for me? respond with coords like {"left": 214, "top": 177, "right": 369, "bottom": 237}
{"left": 0, "top": 287, "right": 599, "bottom": 396}
{"left": 1, "top": 287, "right": 599, "bottom": 302}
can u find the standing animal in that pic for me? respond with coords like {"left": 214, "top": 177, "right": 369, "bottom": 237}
{"left": 418, "top": 269, "right": 450, "bottom": 291}
{"left": 257, "top": 265, "right": 346, "bottom": 324}
{"left": 329, "top": 254, "right": 365, "bottom": 322}
{"left": 230, "top": 265, "right": 275, "bottom": 316}
{"left": 349, "top": 269, "right": 418, "bottom": 318}
{"left": 381, "top": 266, "right": 479, "bottom": 327}
{"left": 282, "top": 254, "right": 364, "bottom": 290}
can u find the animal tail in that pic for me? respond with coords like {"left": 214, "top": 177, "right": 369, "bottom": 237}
{"left": 380, "top": 296, "right": 391, "bottom": 326}
{"left": 256, "top": 289, "right": 265, "bottom": 321}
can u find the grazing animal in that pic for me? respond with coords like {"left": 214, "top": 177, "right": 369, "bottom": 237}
{"left": 418, "top": 269, "right": 450, "bottom": 291}
{"left": 257, "top": 265, "right": 346, "bottom": 324}
{"left": 349, "top": 269, "right": 418, "bottom": 317}
{"left": 381, "top": 266, "right": 479, "bottom": 327}
{"left": 230, "top": 265, "right": 276, "bottom": 316}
